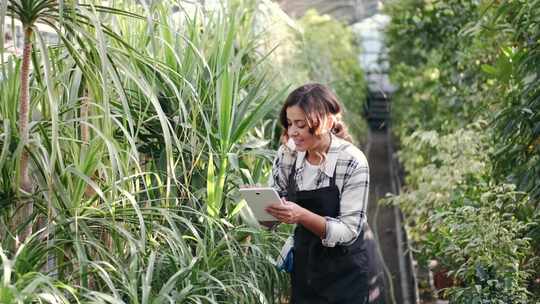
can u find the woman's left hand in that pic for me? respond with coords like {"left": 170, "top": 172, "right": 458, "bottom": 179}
{"left": 266, "top": 198, "right": 306, "bottom": 224}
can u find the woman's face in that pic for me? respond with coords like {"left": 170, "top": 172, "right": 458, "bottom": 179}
{"left": 286, "top": 105, "right": 327, "bottom": 152}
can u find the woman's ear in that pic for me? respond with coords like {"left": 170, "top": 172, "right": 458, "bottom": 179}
{"left": 326, "top": 115, "right": 335, "bottom": 132}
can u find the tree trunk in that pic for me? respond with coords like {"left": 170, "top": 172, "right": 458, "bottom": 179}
{"left": 15, "top": 26, "right": 34, "bottom": 247}
{"left": 81, "top": 89, "right": 90, "bottom": 145}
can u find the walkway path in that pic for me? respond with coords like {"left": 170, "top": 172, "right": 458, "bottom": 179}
{"left": 366, "top": 128, "right": 417, "bottom": 304}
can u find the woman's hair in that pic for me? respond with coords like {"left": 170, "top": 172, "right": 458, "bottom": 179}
{"left": 279, "top": 83, "right": 352, "bottom": 143}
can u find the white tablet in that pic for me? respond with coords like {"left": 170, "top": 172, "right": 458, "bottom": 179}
{"left": 239, "top": 187, "right": 282, "bottom": 221}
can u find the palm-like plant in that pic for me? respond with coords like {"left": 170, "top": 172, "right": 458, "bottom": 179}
{"left": 1, "top": 0, "right": 141, "bottom": 245}
{"left": 3, "top": 0, "right": 43, "bottom": 244}
{"left": 114, "top": 2, "right": 288, "bottom": 217}
{"left": 0, "top": 0, "right": 293, "bottom": 301}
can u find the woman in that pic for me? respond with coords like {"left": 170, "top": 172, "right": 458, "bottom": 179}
{"left": 266, "top": 83, "right": 371, "bottom": 303}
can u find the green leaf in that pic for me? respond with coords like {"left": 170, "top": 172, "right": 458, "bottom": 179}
{"left": 228, "top": 200, "right": 247, "bottom": 219}
{"left": 481, "top": 64, "right": 498, "bottom": 76}
{"left": 207, "top": 153, "right": 217, "bottom": 217}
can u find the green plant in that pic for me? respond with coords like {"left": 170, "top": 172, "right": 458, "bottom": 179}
{"left": 2, "top": 0, "right": 144, "bottom": 245}
{"left": 385, "top": 0, "right": 540, "bottom": 300}
{"left": 442, "top": 184, "right": 532, "bottom": 303}
{"left": 387, "top": 126, "right": 533, "bottom": 302}
{"left": 483, "top": 1, "right": 540, "bottom": 200}
{"left": 1, "top": 0, "right": 291, "bottom": 301}
{"left": 0, "top": 0, "right": 368, "bottom": 301}
{"left": 298, "top": 9, "right": 368, "bottom": 144}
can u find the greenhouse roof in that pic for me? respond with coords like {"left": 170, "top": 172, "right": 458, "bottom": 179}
{"left": 276, "top": 0, "right": 384, "bottom": 24}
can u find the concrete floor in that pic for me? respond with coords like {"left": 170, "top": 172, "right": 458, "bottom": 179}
{"left": 365, "top": 128, "right": 416, "bottom": 304}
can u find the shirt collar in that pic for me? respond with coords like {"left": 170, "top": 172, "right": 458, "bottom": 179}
{"left": 292, "top": 133, "right": 341, "bottom": 177}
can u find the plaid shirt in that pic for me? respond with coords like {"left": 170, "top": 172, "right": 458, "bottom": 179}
{"left": 270, "top": 134, "right": 369, "bottom": 247}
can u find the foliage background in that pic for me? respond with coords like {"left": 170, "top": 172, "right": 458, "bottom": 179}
{"left": 385, "top": 0, "right": 540, "bottom": 302}
{"left": 298, "top": 9, "right": 367, "bottom": 145}
{"left": 0, "top": 0, "right": 368, "bottom": 302}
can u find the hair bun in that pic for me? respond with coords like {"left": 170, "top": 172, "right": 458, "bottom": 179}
{"left": 332, "top": 121, "right": 344, "bottom": 134}
{"left": 332, "top": 121, "right": 352, "bottom": 142}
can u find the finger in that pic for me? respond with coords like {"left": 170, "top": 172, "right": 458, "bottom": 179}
{"left": 267, "top": 209, "right": 289, "bottom": 219}
{"left": 270, "top": 201, "right": 286, "bottom": 207}
{"left": 265, "top": 208, "right": 282, "bottom": 218}
{"left": 269, "top": 214, "right": 286, "bottom": 223}
{"left": 266, "top": 206, "right": 289, "bottom": 214}
{"left": 265, "top": 208, "right": 288, "bottom": 215}
{"left": 267, "top": 202, "right": 289, "bottom": 209}
{"left": 282, "top": 199, "right": 295, "bottom": 206}
{"left": 270, "top": 213, "right": 287, "bottom": 222}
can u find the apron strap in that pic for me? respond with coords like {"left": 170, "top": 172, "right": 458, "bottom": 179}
{"left": 330, "top": 163, "right": 337, "bottom": 187}
{"left": 287, "top": 159, "right": 297, "bottom": 200}
{"left": 330, "top": 162, "right": 341, "bottom": 210}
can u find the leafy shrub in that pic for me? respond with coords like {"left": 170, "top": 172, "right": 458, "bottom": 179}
{"left": 385, "top": 0, "right": 540, "bottom": 301}
{"left": 298, "top": 9, "right": 368, "bottom": 144}
{"left": 442, "top": 184, "right": 532, "bottom": 303}
{"left": 389, "top": 126, "right": 533, "bottom": 302}
{"left": 1, "top": 0, "right": 292, "bottom": 302}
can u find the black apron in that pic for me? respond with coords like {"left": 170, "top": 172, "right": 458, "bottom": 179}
{"left": 287, "top": 161, "right": 369, "bottom": 304}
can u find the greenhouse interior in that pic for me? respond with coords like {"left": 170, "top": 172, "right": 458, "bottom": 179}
{"left": 1, "top": 0, "right": 539, "bottom": 303}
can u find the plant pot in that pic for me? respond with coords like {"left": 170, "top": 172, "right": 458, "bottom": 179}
{"left": 433, "top": 267, "right": 456, "bottom": 291}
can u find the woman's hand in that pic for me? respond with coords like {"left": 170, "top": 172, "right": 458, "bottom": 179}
{"left": 266, "top": 198, "right": 307, "bottom": 224}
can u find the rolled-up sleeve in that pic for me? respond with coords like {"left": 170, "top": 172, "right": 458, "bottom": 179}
{"left": 322, "top": 161, "right": 369, "bottom": 247}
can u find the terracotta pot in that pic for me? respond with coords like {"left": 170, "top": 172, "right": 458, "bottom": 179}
{"left": 433, "top": 267, "right": 456, "bottom": 291}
